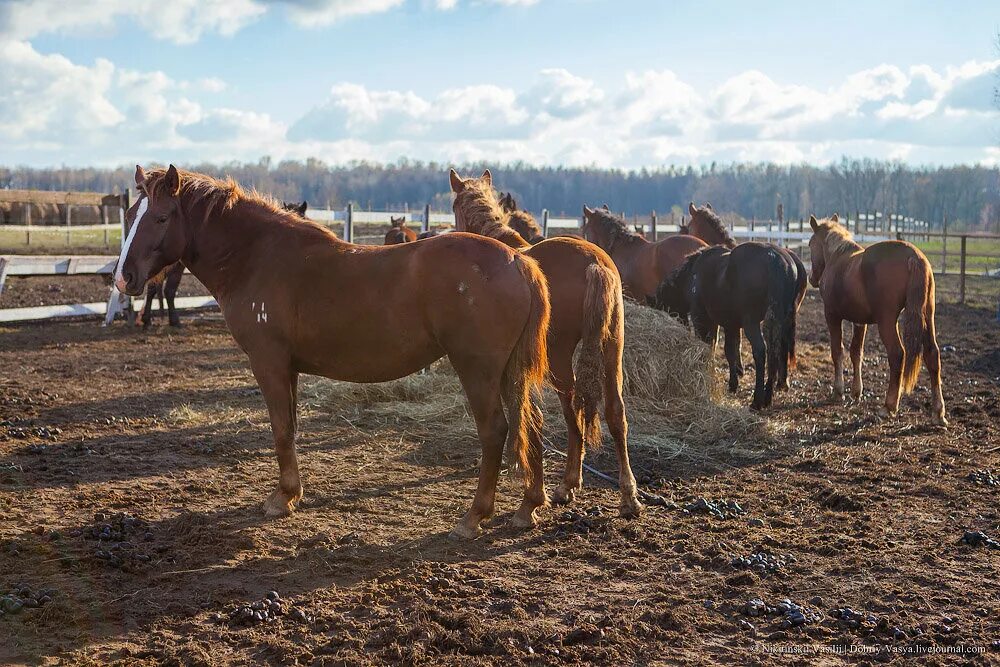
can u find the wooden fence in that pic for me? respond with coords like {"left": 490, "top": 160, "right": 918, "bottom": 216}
{"left": 0, "top": 189, "right": 128, "bottom": 248}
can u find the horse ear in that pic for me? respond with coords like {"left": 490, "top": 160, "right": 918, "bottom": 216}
{"left": 601, "top": 203, "right": 609, "bottom": 211}
{"left": 134, "top": 165, "right": 146, "bottom": 186}
{"left": 298, "top": 201, "right": 308, "bottom": 216}
{"left": 705, "top": 202, "right": 713, "bottom": 210}
{"left": 688, "top": 202, "right": 697, "bottom": 216}
{"left": 481, "top": 169, "right": 492, "bottom": 186}
{"left": 165, "top": 164, "right": 181, "bottom": 196}
{"left": 830, "top": 212, "right": 840, "bottom": 223}
{"left": 809, "top": 215, "right": 819, "bottom": 231}
{"left": 583, "top": 204, "right": 594, "bottom": 217}
{"left": 449, "top": 169, "right": 464, "bottom": 193}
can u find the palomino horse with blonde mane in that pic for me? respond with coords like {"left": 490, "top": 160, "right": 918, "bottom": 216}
{"left": 808, "top": 215, "right": 947, "bottom": 425}
{"left": 115, "top": 165, "right": 552, "bottom": 539}
{"left": 499, "top": 193, "right": 546, "bottom": 245}
{"left": 450, "top": 169, "right": 642, "bottom": 517}
{"left": 581, "top": 205, "right": 707, "bottom": 302}
{"left": 384, "top": 216, "right": 417, "bottom": 245}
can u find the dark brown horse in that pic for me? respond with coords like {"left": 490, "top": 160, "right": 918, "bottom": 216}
{"left": 653, "top": 243, "right": 802, "bottom": 410}
{"left": 140, "top": 262, "right": 184, "bottom": 329}
{"left": 384, "top": 216, "right": 417, "bottom": 245}
{"left": 685, "top": 202, "right": 736, "bottom": 248}
{"left": 808, "top": 215, "right": 946, "bottom": 425}
{"left": 282, "top": 201, "right": 308, "bottom": 217}
{"left": 685, "top": 201, "right": 806, "bottom": 389}
{"left": 115, "top": 165, "right": 552, "bottom": 538}
{"left": 581, "top": 205, "right": 707, "bottom": 301}
{"left": 450, "top": 169, "right": 641, "bottom": 517}
{"left": 499, "top": 193, "right": 545, "bottom": 244}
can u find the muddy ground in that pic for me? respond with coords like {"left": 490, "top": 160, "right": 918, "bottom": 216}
{"left": 1, "top": 293, "right": 999, "bottom": 666}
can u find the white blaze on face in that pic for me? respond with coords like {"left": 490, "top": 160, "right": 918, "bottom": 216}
{"left": 114, "top": 197, "right": 149, "bottom": 292}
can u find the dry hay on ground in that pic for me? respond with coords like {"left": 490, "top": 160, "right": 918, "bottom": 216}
{"left": 302, "top": 302, "right": 774, "bottom": 474}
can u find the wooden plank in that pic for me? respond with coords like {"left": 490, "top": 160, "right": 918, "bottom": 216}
{"left": 0, "top": 223, "right": 119, "bottom": 233}
{"left": 0, "top": 255, "right": 118, "bottom": 275}
{"left": 0, "top": 190, "right": 125, "bottom": 207}
{"left": 0, "top": 296, "right": 218, "bottom": 324}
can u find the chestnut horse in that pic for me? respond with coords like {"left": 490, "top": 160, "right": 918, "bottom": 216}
{"left": 115, "top": 165, "right": 552, "bottom": 539}
{"left": 384, "top": 216, "right": 417, "bottom": 245}
{"left": 653, "top": 243, "right": 802, "bottom": 410}
{"left": 581, "top": 205, "right": 707, "bottom": 301}
{"left": 686, "top": 202, "right": 807, "bottom": 389}
{"left": 808, "top": 215, "right": 947, "bottom": 425}
{"left": 499, "top": 193, "right": 545, "bottom": 245}
{"left": 450, "top": 170, "right": 641, "bottom": 516}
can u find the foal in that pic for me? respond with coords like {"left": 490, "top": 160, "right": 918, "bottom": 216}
{"left": 116, "top": 165, "right": 552, "bottom": 538}
{"left": 499, "top": 193, "right": 545, "bottom": 245}
{"left": 654, "top": 243, "right": 802, "bottom": 410}
{"left": 451, "top": 170, "right": 641, "bottom": 517}
{"left": 808, "top": 215, "right": 946, "bottom": 425}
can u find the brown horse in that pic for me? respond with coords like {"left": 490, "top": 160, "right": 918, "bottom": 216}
{"left": 140, "top": 262, "right": 185, "bottom": 329}
{"left": 450, "top": 169, "right": 641, "bottom": 517}
{"left": 115, "top": 165, "right": 552, "bottom": 539}
{"left": 282, "top": 201, "right": 308, "bottom": 217}
{"left": 581, "top": 205, "right": 707, "bottom": 301}
{"left": 384, "top": 216, "right": 417, "bottom": 245}
{"left": 685, "top": 202, "right": 736, "bottom": 248}
{"left": 686, "top": 202, "right": 807, "bottom": 389}
{"left": 808, "top": 215, "right": 947, "bottom": 425}
{"left": 499, "top": 193, "right": 545, "bottom": 244}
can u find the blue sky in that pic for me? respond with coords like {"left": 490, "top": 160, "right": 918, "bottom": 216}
{"left": 1, "top": 0, "right": 998, "bottom": 168}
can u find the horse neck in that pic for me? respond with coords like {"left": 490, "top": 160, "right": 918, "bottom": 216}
{"left": 826, "top": 234, "right": 863, "bottom": 263}
{"left": 474, "top": 218, "right": 529, "bottom": 249}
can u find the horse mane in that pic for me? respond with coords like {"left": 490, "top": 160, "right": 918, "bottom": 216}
{"left": 816, "top": 219, "right": 862, "bottom": 259}
{"left": 693, "top": 208, "right": 736, "bottom": 248}
{"left": 587, "top": 207, "right": 646, "bottom": 246}
{"left": 509, "top": 210, "right": 543, "bottom": 239}
{"left": 453, "top": 178, "right": 528, "bottom": 247}
{"left": 143, "top": 168, "right": 332, "bottom": 234}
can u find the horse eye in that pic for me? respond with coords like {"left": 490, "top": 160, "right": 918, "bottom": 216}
{"left": 158, "top": 215, "right": 168, "bottom": 223}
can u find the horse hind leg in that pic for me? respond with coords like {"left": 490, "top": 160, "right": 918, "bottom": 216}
{"left": 512, "top": 401, "right": 547, "bottom": 529}
{"left": 826, "top": 314, "right": 845, "bottom": 400}
{"left": 141, "top": 282, "right": 157, "bottom": 330}
{"left": 849, "top": 324, "right": 867, "bottom": 401}
{"left": 921, "top": 308, "right": 948, "bottom": 426}
{"left": 723, "top": 327, "right": 742, "bottom": 393}
{"left": 550, "top": 353, "right": 584, "bottom": 505}
{"left": 743, "top": 320, "right": 768, "bottom": 410}
{"left": 165, "top": 265, "right": 183, "bottom": 327}
{"left": 876, "top": 315, "right": 904, "bottom": 419}
{"left": 449, "top": 356, "right": 508, "bottom": 539}
{"left": 602, "top": 325, "right": 641, "bottom": 518}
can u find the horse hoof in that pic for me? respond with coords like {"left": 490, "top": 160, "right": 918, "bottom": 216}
{"left": 875, "top": 406, "right": 894, "bottom": 420}
{"left": 448, "top": 523, "right": 482, "bottom": 540}
{"left": 932, "top": 413, "right": 949, "bottom": 428}
{"left": 552, "top": 486, "right": 577, "bottom": 505}
{"left": 619, "top": 496, "right": 643, "bottom": 518}
{"left": 263, "top": 488, "right": 301, "bottom": 518}
{"left": 511, "top": 511, "right": 537, "bottom": 529}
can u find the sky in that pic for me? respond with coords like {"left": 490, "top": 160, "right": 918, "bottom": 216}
{"left": 0, "top": 0, "right": 998, "bottom": 169}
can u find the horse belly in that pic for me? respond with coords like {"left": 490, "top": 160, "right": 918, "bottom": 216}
{"left": 294, "top": 325, "right": 444, "bottom": 382}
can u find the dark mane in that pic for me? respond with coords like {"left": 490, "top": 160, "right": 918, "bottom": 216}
{"left": 693, "top": 207, "right": 736, "bottom": 248}
{"left": 588, "top": 208, "right": 646, "bottom": 245}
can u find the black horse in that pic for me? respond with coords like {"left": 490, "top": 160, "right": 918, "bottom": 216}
{"left": 282, "top": 201, "right": 308, "bottom": 217}
{"left": 652, "top": 242, "right": 803, "bottom": 410}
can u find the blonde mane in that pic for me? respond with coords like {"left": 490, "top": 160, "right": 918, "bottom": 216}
{"left": 454, "top": 178, "right": 529, "bottom": 248}
{"left": 815, "top": 219, "right": 862, "bottom": 259}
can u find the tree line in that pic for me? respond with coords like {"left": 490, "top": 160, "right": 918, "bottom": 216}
{"left": 1, "top": 157, "right": 997, "bottom": 231}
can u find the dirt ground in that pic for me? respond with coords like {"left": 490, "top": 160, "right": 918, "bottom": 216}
{"left": 1, "top": 293, "right": 999, "bottom": 666}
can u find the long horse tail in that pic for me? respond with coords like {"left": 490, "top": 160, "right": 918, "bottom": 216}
{"left": 763, "top": 250, "right": 799, "bottom": 385}
{"left": 501, "top": 253, "right": 551, "bottom": 483}
{"left": 900, "top": 254, "right": 933, "bottom": 394}
{"left": 573, "top": 263, "right": 621, "bottom": 452}
{"left": 787, "top": 250, "right": 808, "bottom": 371}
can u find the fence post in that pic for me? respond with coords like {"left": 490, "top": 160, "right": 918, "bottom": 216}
{"left": 854, "top": 210, "right": 860, "bottom": 235}
{"left": 102, "top": 204, "right": 109, "bottom": 248}
{"left": 941, "top": 215, "right": 948, "bottom": 275}
{"left": 959, "top": 235, "right": 967, "bottom": 304}
{"left": 423, "top": 203, "right": 430, "bottom": 234}
{"left": 799, "top": 217, "right": 804, "bottom": 233}
{"left": 345, "top": 203, "right": 354, "bottom": 243}
{"left": 25, "top": 202, "right": 32, "bottom": 246}
{"left": 580, "top": 205, "right": 586, "bottom": 231}
{"left": 650, "top": 210, "right": 657, "bottom": 242}
{"left": 541, "top": 209, "right": 549, "bottom": 238}
{"left": 65, "top": 203, "right": 72, "bottom": 245}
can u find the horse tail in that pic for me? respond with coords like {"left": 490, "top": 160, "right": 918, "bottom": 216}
{"left": 573, "top": 263, "right": 620, "bottom": 452}
{"left": 787, "top": 251, "right": 808, "bottom": 371}
{"left": 763, "top": 250, "right": 799, "bottom": 385}
{"left": 502, "top": 253, "right": 551, "bottom": 483}
{"left": 900, "top": 254, "right": 933, "bottom": 394}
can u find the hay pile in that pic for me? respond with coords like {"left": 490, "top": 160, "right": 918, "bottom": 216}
{"left": 303, "top": 301, "right": 774, "bottom": 474}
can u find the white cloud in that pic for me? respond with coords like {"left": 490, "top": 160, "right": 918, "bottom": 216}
{"left": 274, "top": 0, "right": 405, "bottom": 27}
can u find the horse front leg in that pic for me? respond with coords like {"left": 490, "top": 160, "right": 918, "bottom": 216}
{"left": 849, "top": 323, "right": 867, "bottom": 401}
{"left": 723, "top": 327, "right": 742, "bottom": 393}
{"left": 251, "top": 358, "right": 303, "bottom": 517}
{"left": 826, "top": 313, "right": 845, "bottom": 400}
{"left": 743, "top": 321, "right": 768, "bottom": 410}
{"left": 165, "top": 266, "right": 183, "bottom": 328}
